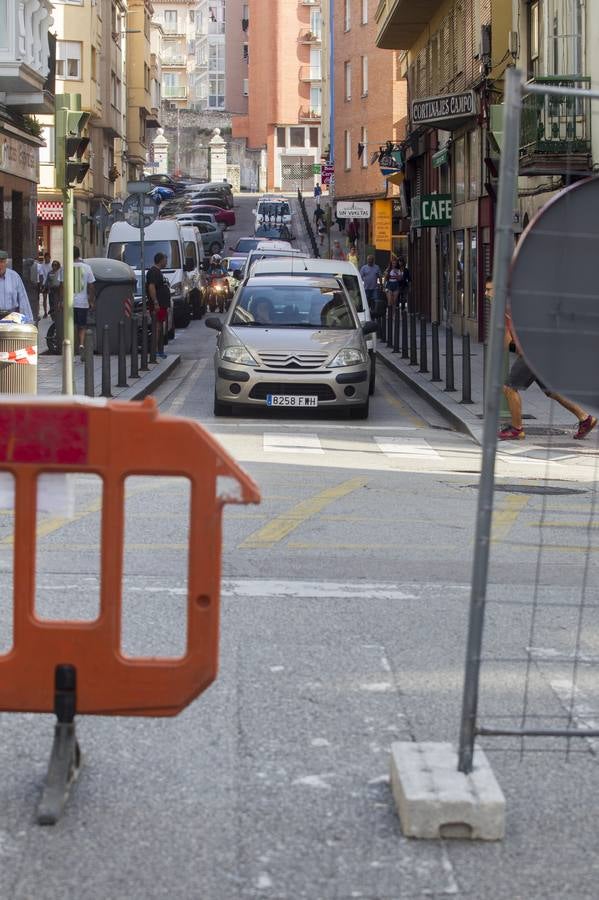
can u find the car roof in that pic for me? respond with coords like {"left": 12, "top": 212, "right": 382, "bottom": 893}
{"left": 250, "top": 258, "right": 361, "bottom": 275}
{"left": 244, "top": 274, "right": 344, "bottom": 290}
{"left": 256, "top": 240, "right": 292, "bottom": 251}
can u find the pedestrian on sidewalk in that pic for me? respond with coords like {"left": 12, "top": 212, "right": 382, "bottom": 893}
{"left": 46, "top": 260, "right": 62, "bottom": 318}
{"left": 359, "top": 255, "right": 383, "bottom": 313}
{"left": 0, "top": 250, "right": 34, "bottom": 322}
{"left": 331, "top": 240, "right": 346, "bottom": 261}
{"left": 313, "top": 183, "right": 322, "bottom": 201}
{"left": 347, "top": 244, "right": 359, "bottom": 267}
{"left": 397, "top": 258, "right": 410, "bottom": 308}
{"left": 64, "top": 247, "right": 95, "bottom": 355}
{"left": 37, "top": 252, "right": 52, "bottom": 318}
{"left": 495, "top": 279, "right": 597, "bottom": 441}
{"left": 383, "top": 254, "right": 401, "bottom": 309}
{"left": 146, "top": 252, "right": 170, "bottom": 358}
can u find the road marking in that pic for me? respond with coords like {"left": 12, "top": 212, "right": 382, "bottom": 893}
{"left": 490, "top": 494, "right": 529, "bottom": 543}
{"left": 263, "top": 433, "right": 324, "bottom": 454}
{"left": 376, "top": 375, "right": 426, "bottom": 427}
{"left": 239, "top": 475, "right": 368, "bottom": 549}
{"left": 532, "top": 520, "right": 599, "bottom": 529}
{"left": 221, "top": 579, "right": 417, "bottom": 600}
{"left": 166, "top": 359, "right": 208, "bottom": 413}
{"left": 374, "top": 435, "right": 440, "bottom": 459}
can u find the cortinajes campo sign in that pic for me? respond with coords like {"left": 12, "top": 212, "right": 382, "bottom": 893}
{"left": 411, "top": 91, "right": 476, "bottom": 127}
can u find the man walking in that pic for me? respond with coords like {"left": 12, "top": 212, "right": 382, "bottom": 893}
{"left": 37, "top": 252, "right": 52, "bottom": 318}
{"left": 497, "top": 280, "right": 597, "bottom": 441}
{"left": 67, "top": 247, "right": 95, "bottom": 354}
{"left": 146, "top": 252, "right": 170, "bottom": 357}
{"left": 0, "top": 251, "right": 34, "bottom": 322}
{"left": 359, "top": 255, "right": 382, "bottom": 312}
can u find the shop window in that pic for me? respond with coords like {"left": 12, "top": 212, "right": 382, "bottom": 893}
{"left": 290, "top": 127, "right": 305, "bottom": 148}
{"left": 454, "top": 136, "right": 465, "bottom": 204}
{"left": 309, "top": 127, "right": 319, "bottom": 148}
{"left": 468, "top": 130, "right": 480, "bottom": 199}
{"left": 276, "top": 127, "right": 286, "bottom": 148}
{"left": 469, "top": 229, "right": 478, "bottom": 319}
{"left": 454, "top": 230, "right": 465, "bottom": 316}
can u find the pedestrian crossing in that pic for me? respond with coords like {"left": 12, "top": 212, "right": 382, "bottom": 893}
{"left": 262, "top": 432, "right": 442, "bottom": 460}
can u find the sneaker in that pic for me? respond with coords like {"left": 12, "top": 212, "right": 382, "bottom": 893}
{"left": 573, "top": 415, "right": 598, "bottom": 440}
{"left": 157, "top": 352, "right": 167, "bottom": 359}
{"left": 498, "top": 425, "right": 525, "bottom": 440}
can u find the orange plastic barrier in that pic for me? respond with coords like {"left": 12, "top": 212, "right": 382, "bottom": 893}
{"left": 0, "top": 396, "right": 260, "bottom": 717}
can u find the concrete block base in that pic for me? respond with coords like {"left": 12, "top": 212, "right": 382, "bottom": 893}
{"left": 389, "top": 741, "right": 505, "bottom": 841}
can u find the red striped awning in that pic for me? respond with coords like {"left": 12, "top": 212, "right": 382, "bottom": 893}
{"left": 37, "top": 200, "right": 63, "bottom": 222}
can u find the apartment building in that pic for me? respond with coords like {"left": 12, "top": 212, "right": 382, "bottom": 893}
{"left": 333, "top": 0, "right": 407, "bottom": 263}
{"left": 127, "top": 0, "right": 161, "bottom": 177}
{"left": 224, "top": 0, "right": 249, "bottom": 114}
{"left": 233, "top": 0, "right": 323, "bottom": 191}
{"left": 153, "top": 0, "right": 197, "bottom": 108}
{"left": 0, "top": 0, "right": 54, "bottom": 274}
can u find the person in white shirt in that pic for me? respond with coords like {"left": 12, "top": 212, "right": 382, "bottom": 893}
{"left": 59, "top": 246, "right": 96, "bottom": 352}
{"left": 37, "top": 252, "right": 52, "bottom": 318}
{"left": 0, "top": 250, "right": 34, "bottom": 322}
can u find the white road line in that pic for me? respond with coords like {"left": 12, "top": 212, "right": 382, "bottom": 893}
{"left": 263, "top": 433, "right": 324, "bottom": 454}
{"left": 221, "top": 579, "right": 417, "bottom": 600}
{"left": 374, "top": 435, "right": 441, "bottom": 459}
{"left": 550, "top": 678, "right": 599, "bottom": 753}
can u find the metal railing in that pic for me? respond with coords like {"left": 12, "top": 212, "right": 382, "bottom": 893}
{"left": 520, "top": 75, "right": 592, "bottom": 163}
{"left": 161, "top": 54, "right": 187, "bottom": 67}
{"left": 299, "top": 106, "right": 322, "bottom": 121}
{"left": 163, "top": 84, "right": 188, "bottom": 99}
{"left": 298, "top": 28, "right": 322, "bottom": 43}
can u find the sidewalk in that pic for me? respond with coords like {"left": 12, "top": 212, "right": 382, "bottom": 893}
{"left": 376, "top": 320, "right": 572, "bottom": 445}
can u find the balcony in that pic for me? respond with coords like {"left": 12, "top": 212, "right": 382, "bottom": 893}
{"left": 0, "top": 0, "right": 55, "bottom": 113}
{"left": 161, "top": 54, "right": 187, "bottom": 67}
{"left": 299, "top": 66, "right": 322, "bottom": 83}
{"left": 520, "top": 76, "right": 592, "bottom": 176}
{"left": 163, "top": 84, "right": 188, "bottom": 99}
{"left": 299, "top": 106, "right": 321, "bottom": 122}
{"left": 298, "top": 28, "right": 321, "bottom": 44}
{"left": 299, "top": 0, "right": 320, "bottom": 6}
{"left": 375, "top": 0, "right": 443, "bottom": 50}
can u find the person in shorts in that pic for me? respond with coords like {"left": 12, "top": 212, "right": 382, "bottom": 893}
{"left": 58, "top": 247, "right": 95, "bottom": 353}
{"left": 146, "top": 252, "right": 170, "bottom": 357}
{"left": 495, "top": 278, "right": 597, "bottom": 441}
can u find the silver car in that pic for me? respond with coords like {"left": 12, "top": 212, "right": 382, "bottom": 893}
{"left": 206, "top": 275, "right": 377, "bottom": 418}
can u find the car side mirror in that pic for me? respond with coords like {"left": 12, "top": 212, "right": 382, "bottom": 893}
{"left": 362, "top": 321, "right": 378, "bottom": 335}
{"left": 205, "top": 316, "right": 223, "bottom": 331}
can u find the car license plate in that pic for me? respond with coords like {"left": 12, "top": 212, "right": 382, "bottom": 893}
{"left": 266, "top": 395, "right": 318, "bottom": 408}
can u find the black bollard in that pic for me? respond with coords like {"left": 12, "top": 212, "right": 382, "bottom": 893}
{"left": 409, "top": 313, "right": 418, "bottom": 365}
{"left": 150, "top": 312, "right": 158, "bottom": 364}
{"left": 419, "top": 316, "right": 428, "bottom": 373}
{"left": 157, "top": 318, "right": 165, "bottom": 355}
{"left": 386, "top": 304, "right": 393, "bottom": 347}
{"left": 445, "top": 324, "right": 455, "bottom": 391}
{"left": 163, "top": 314, "right": 169, "bottom": 346}
{"left": 461, "top": 333, "right": 473, "bottom": 403}
{"left": 140, "top": 313, "right": 149, "bottom": 371}
{"left": 101, "top": 324, "right": 112, "bottom": 398}
{"left": 130, "top": 314, "right": 139, "bottom": 379}
{"left": 431, "top": 322, "right": 441, "bottom": 382}
{"left": 83, "top": 329, "right": 94, "bottom": 397}
{"left": 117, "top": 319, "right": 128, "bottom": 388}
{"left": 392, "top": 302, "right": 400, "bottom": 353}
{"left": 401, "top": 308, "right": 409, "bottom": 359}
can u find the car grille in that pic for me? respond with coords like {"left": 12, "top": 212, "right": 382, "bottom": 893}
{"left": 257, "top": 351, "right": 329, "bottom": 371}
{"left": 249, "top": 383, "right": 336, "bottom": 401}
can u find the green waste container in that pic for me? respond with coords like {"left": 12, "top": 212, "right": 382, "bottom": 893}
{"left": 0, "top": 322, "right": 38, "bottom": 394}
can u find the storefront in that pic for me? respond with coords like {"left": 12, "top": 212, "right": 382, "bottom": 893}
{"left": 37, "top": 200, "right": 63, "bottom": 261}
{"left": 0, "top": 123, "right": 41, "bottom": 283}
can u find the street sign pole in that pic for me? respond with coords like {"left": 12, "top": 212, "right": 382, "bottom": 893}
{"left": 139, "top": 194, "right": 146, "bottom": 319}
{"left": 62, "top": 182, "right": 74, "bottom": 395}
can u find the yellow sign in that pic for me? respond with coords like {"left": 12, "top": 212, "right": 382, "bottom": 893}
{"left": 373, "top": 200, "right": 392, "bottom": 251}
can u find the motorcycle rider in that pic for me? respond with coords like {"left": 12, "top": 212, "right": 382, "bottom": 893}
{"left": 206, "top": 254, "right": 228, "bottom": 313}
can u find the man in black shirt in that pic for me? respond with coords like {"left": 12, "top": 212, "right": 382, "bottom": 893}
{"left": 146, "top": 252, "right": 170, "bottom": 357}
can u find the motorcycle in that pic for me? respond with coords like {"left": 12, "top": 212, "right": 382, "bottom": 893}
{"left": 206, "top": 273, "right": 230, "bottom": 313}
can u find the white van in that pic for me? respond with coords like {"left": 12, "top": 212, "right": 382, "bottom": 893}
{"left": 106, "top": 219, "right": 193, "bottom": 328}
{"left": 180, "top": 224, "right": 206, "bottom": 318}
{"left": 248, "top": 257, "right": 377, "bottom": 394}
{"left": 253, "top": 198, "right": 292, "bottom": 225}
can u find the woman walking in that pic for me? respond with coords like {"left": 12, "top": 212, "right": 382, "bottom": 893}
{"left": 383, "top": 254, "right": 401, "bottom": 309}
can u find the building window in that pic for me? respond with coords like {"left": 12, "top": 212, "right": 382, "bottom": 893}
{"left": 189, "top": 9, "right": 194, "bottom": 23}
{"left": 243, "top": 43, "right": 248, "bottom": 61}
{"left": 309, "top": 127, "right": 319, "bottom": 148}
{"left": 310, "top": 8, "right": 321, "bottom": 37}
{"left": 164, "top": 10, "right": 178, "bottom": 32}
{"left": 56, "top": 41, "right": 82, "bottom": 79}
{"left": 468, "top": 130, "right": 480, "bottom": 199}
{"left": 276, "top": 127, "right": 286, "bottom": 147}
{"left": 344, "top": 61, "right": 351, "bottom": 100}
{"left": 469, "top": 229, "right": 478, "bottom": 319}
{"left": 361, "top": 56, "right": 368, "bottom": 96}
{"left": 290, "top": 127, "right": 305, "bottom": 148}
{"left": 361, "top": 0, "right": 368, "bottom": 24}
{"left": 361, "top": 127, "right": 368, "bottom": 167}
{"left": 40, "top": 126, "right": 55, "bottom": 164}
{"left": 454, "top": 136, "right": 465, "bottom": 204}
{"left": 454, "top": 230, "right": 465, "bottom": 315}
{"left": 345, "top": 129, "right": 351, "bottom": 170}
{"left": 344, "top": 0, "right": 351, "bottom": 31}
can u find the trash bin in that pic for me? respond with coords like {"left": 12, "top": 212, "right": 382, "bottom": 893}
{"left": 85, "top": 258, "right": 136, "bottom": 354}
{"left": 0, "top": 322, "right": 38, "bottom": 394}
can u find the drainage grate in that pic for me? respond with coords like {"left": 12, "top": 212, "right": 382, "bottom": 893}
{"left": 493, "top": 483, "right": 587, "bottom": 496}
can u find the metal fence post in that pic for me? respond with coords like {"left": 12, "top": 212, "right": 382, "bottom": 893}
{"left": 140, "top": 314, "right": 149, "bottom": 371}
{"left": 401, "top": 308, "right": 409, "bottom": 358}
{"left": 409, "top": 313, "right": 418, "bottom": 365}
{"left": 150, "top": 312, "right": 157, "bottom": 364}
{"left": 431, "top": 322, "right": 441, "bottom": 381}
{"left": 419, "top": 316, "right": 428, "bottom": 373}
{"left": 83, "top": 329, "right": 94, "bottom": 397}
{"left": 386, "top": 304, "right": 393, "bottom": 347}
{"left": 393, "top": 302, "right": 400, "bottom": 353}
{"left": 101, "top": 324, "right": 112, "bottom": 398}
{"left": 461, "top": 333, "right": 473, "bottom": 403}
{"left": 445, "top": 324, "right": 455, "bottom": 391}
{"left": 130, "top": 314, "right": 139, "bottom": 379}
{"left": 117, "top": 319, "right": 128, "bottom": 388}
{"left": 458, "top": 67, "right": 523, "bottom": 774}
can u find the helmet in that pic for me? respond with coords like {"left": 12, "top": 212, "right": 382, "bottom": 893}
{"left": 211, "top": 254, "right": 222, "bottom": 264}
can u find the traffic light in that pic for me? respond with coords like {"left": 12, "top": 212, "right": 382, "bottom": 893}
{"left": 55, "top": 101, "right": 90, "bottom": 190}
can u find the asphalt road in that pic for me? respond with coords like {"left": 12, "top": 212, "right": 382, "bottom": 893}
{"left": 2, "top": 195, "right": 599, "bottom": 899}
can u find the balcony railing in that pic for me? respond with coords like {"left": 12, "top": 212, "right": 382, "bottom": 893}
{"left": 520, "top": 76, "right": 592, "bottom": 174}
{"left": 298, "top": 28, "right": 321, "bottom": 43}
{"left": 299, "top": 65, "right": 322, "bottom": 82}
{"left": 161, "top": 54, "right": 187, "bottom": 67}
{"left": 299, "top": 106, "right": 321, "bottom": 121}
{"left": 163, "top": 84, "right": 188, "bottom": 99}
{"left": 0, "top": 0, "right": 54, "bottom": 110}
{"left": 299, "top": 0, "right": 320, "bottom": 5}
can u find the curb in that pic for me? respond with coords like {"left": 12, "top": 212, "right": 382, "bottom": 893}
{"left": 118, "top": 354, "right": 181, "bottom": 402}
{"left": 376, "top": 350, "right": 483, "bottom": 445}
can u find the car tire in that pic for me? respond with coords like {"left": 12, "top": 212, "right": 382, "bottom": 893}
{"left": 209, "top": 242, "right": 223, "bottom": 255}
{"left": 350, "top": 399, "right": 369, "bottom": 420}
{"left": 213, "top": 394, "right": 233, "bottom": 416}
{"left": 174, "top": 305, "right": 191, "bottom": 328}
{"left": 46, "top": 322, "right": 60, "bottom": 355}
{"left": 368, "top": 352, "right": 376, "bottom": 395}
{"left": 191, "top": 291, "right": 202, "bottom": 320}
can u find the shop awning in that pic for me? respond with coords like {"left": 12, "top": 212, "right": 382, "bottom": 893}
{"left": 37, "top": 200, "right": 63, "bottom": 222}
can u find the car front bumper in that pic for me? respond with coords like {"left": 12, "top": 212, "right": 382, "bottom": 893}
{"left": 214, "top": 361, "right": 370, "bottom": 407}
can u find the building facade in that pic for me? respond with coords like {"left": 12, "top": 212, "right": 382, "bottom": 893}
{"left": 223, "top": 0, "right": 249, "bottom": 115}
{"left": 153, "top": 0, "right": 197, "bottom": 109}
{"left": 232, "top": 0, "right": 322, "bottom": 191}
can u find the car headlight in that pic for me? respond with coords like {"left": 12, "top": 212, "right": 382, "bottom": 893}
{"left": 329, "top": 348, "right": 366, "bottom": 367}
{"left": 221, "top": 345, "right": 257, "bottom": 366}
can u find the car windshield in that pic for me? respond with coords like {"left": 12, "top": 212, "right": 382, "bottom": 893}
{"left": 341, "top": 274, "right": 364, "bottom": 313}
{"left": 255, "top": 224, "right": 291, "bottom": 239}
{"left": 107, "top": 240, "right": 181, "bottom": 270}
{"left": 230, "top": 284, "right": 356, "bottom": 329}
{"left": 235, "top": 239, "right": 260, "bottom": 253}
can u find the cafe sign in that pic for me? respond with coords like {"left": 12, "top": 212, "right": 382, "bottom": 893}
{"left": 411, "top": 194, "right": 452, "bottom": 229}
{"left": 412, "top": 91, "right": 476, "bottom": 129}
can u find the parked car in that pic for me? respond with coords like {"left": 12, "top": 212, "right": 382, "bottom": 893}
{"left": 169, "top": 211, "right": 223, "bottom": 232}
{"left": 246, "top": 257, "right": 377, "bottom": 394}
{"left": 254, "top": 198, "right": 292, "bottom": 225}
{"left": 222, "top": 256, "right": 247, "bottom": 295}
{"left": 229, "top": 237, "right": 264, "bottom": 256}
{"left": 242, "top": 248, "right": 309, "bottom": 281}
{"left": 150, "top": 186, "right": 175, "bottom": 202}
{"left": 177, "top": 218, "right": 224, "bottom": 255}
{"left": 147, "top": 174, "right": 187, "bottom": 195}
{"left": 182, "top": 204, "right": 236, "bottom": 228}
{"left": 184, "top": 189, "right": 234, "bottom": 209}
{"left": 206, "top": 274, "right": 376, "bottom": 418}
{"left": 254, "top": 222, "right": 294, "bottom": 241}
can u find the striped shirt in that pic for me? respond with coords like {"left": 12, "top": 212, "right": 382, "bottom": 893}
{"left": 0, "top": 268, "right": 34, "bottom": 322}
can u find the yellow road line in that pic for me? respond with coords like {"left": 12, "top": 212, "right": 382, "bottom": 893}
{"left": 377, "top": 373, "right": 425, "bottom": 427}
{"left": 532, "top": 520, "right": 599, "bottom": 529}
{"left": 491, "top": 494, "right": 530, "bottom": 543}
{"left": 240, "top": 476, "right": 368, "bottom": 549}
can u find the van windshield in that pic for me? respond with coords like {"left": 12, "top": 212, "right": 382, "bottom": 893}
{"left": 107, "top": 240, "right": 182, "bottom": 270}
